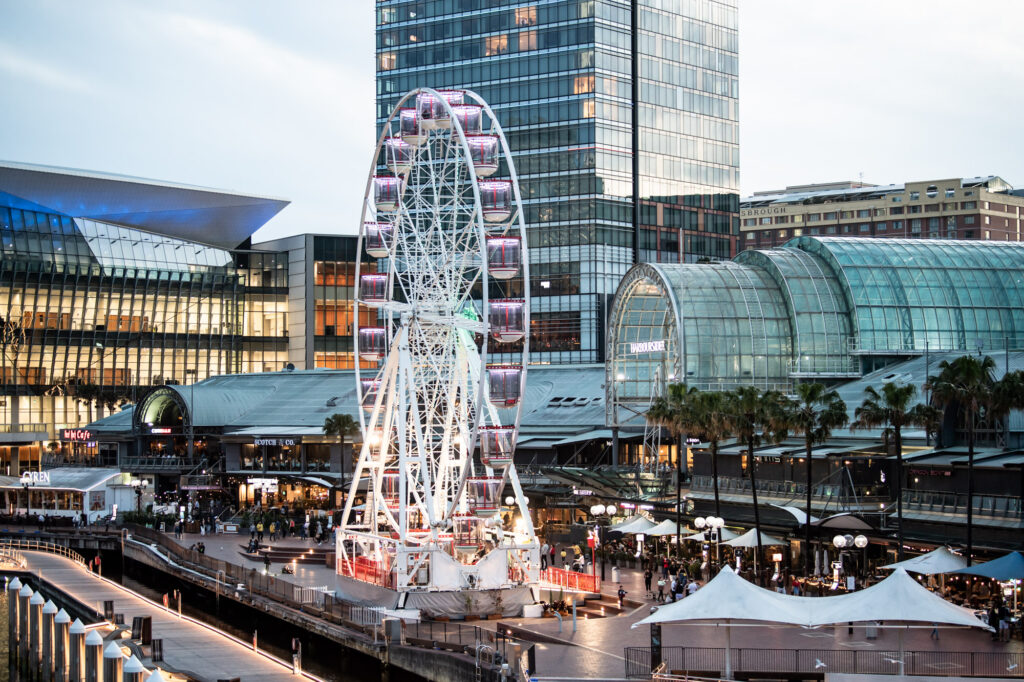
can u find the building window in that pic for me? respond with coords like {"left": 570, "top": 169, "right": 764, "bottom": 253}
{"left": 760, "top": 217, "right": 771, "bottom": 225}
{"left": 777, "top": 230, "right": 787, "bottom": 238}
{"left": 985, "top": 230, "right": 991, "bottom": 239}
{"left": 890, "top": 206, "right": 904, "bottom": 215}
{"left": 963, "top": 215, "right": 975, "bottom": 225}
{"left": 843, "top": 224, "right": 852, "bottom": 233}
{"left": 874, "top": 208, "right": 886, "bottom": 216}
{"left": 877, "top": 222, "right": 887, "bottom": 232}
{"left": 519, "top": 30, "right": 537, "bottom": 51}
{"left": 745, "top": 232, "right": 755, "bottom": 240}
{"left": 793, "top": 228, "right": 803, "bottom": 236}
{"left": 378, "top": 52, "right": 397, "bottom": 71}
{"left": 926, "top": 185, "right": 938, "bottom": 198}
{"left": 984, "top": 215, "right": 991, "bottom": 225}
{"left": 964, "top": 190, "right": 974, "bottom": 196}
{"left": 485, "top": 35, "right": 509, "bottom": 55}
{"left": 826, "top": 225, "right": 836, "bottom": 234}
{"left": 581, "top": 99, "right": 595, "bottom": 118}
{"left": 857, "top": 209, "right": 871, "bottom": 218}
{"left": 514, "top": 6, "right": 537, "bottom": 26}
{"left": 911, "top": 219, "right": 922, "bottom": 232}
{"left": 573, "top": 75, "right": 594, "bottom": 94}
{"left": 807, "top": 213, "right": 820, "bottom": 222}
{"left": 945, "top": 188, "right": 955, "bottom": 198}
{"left": 909, "top": 191, "right": 920, "bottom": 200}
{"left": 893, "top": 220, "right": 903, "bottom": 230}
{"left": 742, "top": 218, "right": 756, "bottom": 227}
{"left": 928, "top": 217, "right": 940, "bottom": 229}
{"left": 859, "top": 223, "right": 871, "bottom": 233}
{"left": 824, "top": 212, "right": 837, "bottom": 220}
{"left": 841, "top": 211, "right": 853, "bottom": 219}
{"left": 962, "top": 201, "right": 977, "bottom": 210}
{"left": 891, "top": 196, "right": 902, "bottom": 203}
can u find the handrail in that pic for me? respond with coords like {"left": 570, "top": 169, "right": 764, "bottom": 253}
{"left": 0, "top": 539, "right": 88, "bottom": 567}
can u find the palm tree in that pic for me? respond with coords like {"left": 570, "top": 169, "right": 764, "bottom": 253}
{"left": 323, "top": 413, "right": 359, "bottom": 487}
{"left": 648, "top": 383, "right": 698, "bottom": 552}
{"left": 727, "top": 387, "right": 789, "bottom": 580}
{"left": 778, "top": 383, "right": 848, "bottom": 577}
{"left": 685, "top": 390, "right": 733, "bottom": 519}
{"left": 926, "top": 355, "right": 996, "bottom": 565}
{"left": 851, "top": 382, "right": 937, "bottom": 561}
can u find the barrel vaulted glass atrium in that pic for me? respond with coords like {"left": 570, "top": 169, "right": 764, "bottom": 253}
{"left": 607, "top": 237, "right": 1024, "bottom": 422}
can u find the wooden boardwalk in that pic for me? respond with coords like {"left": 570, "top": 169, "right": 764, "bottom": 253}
{"left": 19, "top": 550, "right": 322, "bottom": 681}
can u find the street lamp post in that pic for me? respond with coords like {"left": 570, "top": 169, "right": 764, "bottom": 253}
{"left": 695, "top": 515, "right": 725, "bottom": 572}
{"left": 589, "top": 504, "right": 616, "bottom": 581}
{"left": 832, "top": 533, "right": 868, "bottom": 585}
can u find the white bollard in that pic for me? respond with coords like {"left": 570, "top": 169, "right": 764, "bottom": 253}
{"left": 8, "top": 577, "right": 22, "bottom": 651}
{"left": 18, "top": 584, "right": 32, "bottom": 659}
{"left": 102, "top": 641, "right": 123, "bottom": 682}
{"left": 43, "top": 599, "right": 57, "bottom": 679}
{"left": 30, "top": 591, "right": 45, "bottom": 666}
{"left": 84, "top": 629, "right": 104, "bottom": 682}
{"left": 69, "top": 619, "right": 86, "bottom": 682}
{"left": 121, "top": 655, "right": 146, "bottom": 682}
{"left": 55, "top": 608, "right": 71, "bottom": 682}
{"left": 144, "top": 669, "right": 167, "bottom": 682}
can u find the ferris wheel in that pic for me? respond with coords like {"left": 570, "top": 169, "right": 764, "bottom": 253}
{"left": 338, "top": 88, "right": 538, "bottom": 597}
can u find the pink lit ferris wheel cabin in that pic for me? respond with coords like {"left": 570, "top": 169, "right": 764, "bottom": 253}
{"left": 385, "top": 137, "right": 414, "bottom": 175}
{"left": 359, "top": 379, "right": 380, "bottom": 412}
{"left": 478, "top": 180, "right": 512, "bottom": 223}
{"left": 487, "top": 364, "right": 523, "bottom": 406}
{"left": 479, "top": 426, "right": 515, "bottom": 468}
{"left": 451, "top": 104, "right": 483, "bottom": 135}
{"left": 358, "top": 327, "right": 387, "bottom": 361}
{"left": 364, "top": 221, "right": 393, "bottom": 258}
{"left": 359, "top": 273, "right": 388, "bottom": 304}
{"left": 488, "top": 299, "right": 525, "bottom": 343}
{"left": 399, "top": 108, "right": 427, "bottom": 146}
{"left": 485, "top": 236, "right": 521, "bottom": 280}
{"left": 372, "top": 176, "right": 403, "bottom": 212}
{"left": 465, "top": 135, "right": 500, "bottom": 178}
{"left": 466, "top": 476, "right": 504, "bottom": 516}
{"left": 415, "top": 89, "right": 464, "bottom": 130}
{"left": 453, "top": 513, "right": 485, "bottom": 554}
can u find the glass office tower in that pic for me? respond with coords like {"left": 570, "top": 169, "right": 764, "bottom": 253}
{"left": 376, "top": 0, "right": 739, "bottom": 364}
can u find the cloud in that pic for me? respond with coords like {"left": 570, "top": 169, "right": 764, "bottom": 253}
{"left": 0, "top": 44, "right": 92, "bottom": 94}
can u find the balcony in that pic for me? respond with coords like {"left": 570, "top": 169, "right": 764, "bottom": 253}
{"left": 689, "top": 474, "right": 889, "bottom": 513}
{"left": 121, "top": 456, "right": 194, "bottom": 472}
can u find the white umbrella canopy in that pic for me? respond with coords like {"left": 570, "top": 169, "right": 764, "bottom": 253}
{"left": 881, "top": 546, "right": 967, "bottom": 575}
{"left": 609, "top": 514, "right": 647, "bottom": 532}
{"left": 646, "top": 519, "right": 685, "bottom": 537}
{"left": 683, "top": 527, "right": 740, "bottom": 542}
{"left": 723, "top": 528, "right": 788, "bottom": 548}
{"left": 633, "top": 566, "right": 989, "bottom": 630}
{"left": 610, "top": 516, "right": 657, "bottom": 534}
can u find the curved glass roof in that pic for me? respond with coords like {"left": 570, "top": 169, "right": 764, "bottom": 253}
{"left": 796, "top": 237, "right": 1024, "bottom": 354}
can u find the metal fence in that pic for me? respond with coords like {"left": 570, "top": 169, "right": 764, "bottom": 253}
{"left": 540, "top": 566, "right": 600, "bottom": 593}
{"left": 625, "top": 646, "right": 1024, "bottom": 679}
{"left": 0, "top": 539, "right": 87, "bottom": 567}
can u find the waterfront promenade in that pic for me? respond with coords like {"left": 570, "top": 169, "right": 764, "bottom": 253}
{"left": 18, "top": 549, "right": 320, "bottom": 681}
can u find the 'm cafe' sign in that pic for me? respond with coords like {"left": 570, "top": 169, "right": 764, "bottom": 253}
{"left": 62, "top": 429, "right": 93, "bottom": 442}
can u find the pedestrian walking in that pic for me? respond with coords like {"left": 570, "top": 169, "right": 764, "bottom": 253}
{"left": 540, "top": 541, "right": 549, "bottom": 570}
{"left": 560, "top": 549, "right": 567, "bottom": 567}
{"left": 617, "top": 585, "right": 627, "bottom": 609}
{"left": 643, "top": 568, "right": 653, "bottom": 596}
{"left": 656, "top": 578, "right": 666, "bottom": 603}
{"left": 256, "top": 521, "right": 264, "bottom": 543}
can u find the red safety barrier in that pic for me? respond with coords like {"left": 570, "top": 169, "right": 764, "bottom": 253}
{"left": 540, "top": 566, "right": 600, "bottom": 593}
{"left": 340, "top": 556, "right": 394, "bottom": 588}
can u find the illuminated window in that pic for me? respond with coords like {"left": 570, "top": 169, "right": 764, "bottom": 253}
{"left": 485, "top": 35, "right": 508, "bottom": 56}
{"left": 378, "top": 52, "right": 397, "bottom": 71}
{"left": 514, "top": 6, "right": 537, "bottom": 26}
{"left": 518, "top": 30, "right": 537, "bottom": 51}
{"left": 582, "top": 99, "right": 595, "bottom": 118}
{"left": 573, "top": 76, "right": 595, "bottom": 94}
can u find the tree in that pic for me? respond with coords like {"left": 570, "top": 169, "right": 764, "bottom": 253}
{"left": 778, "top": 383, "right": 848, "bottom": 577}
{"left": 685, "top": 390, "right": 733, "bottom": 519}
{"left": 323, "top": 413, "right": 359, "bottom": 485}
{"left": 926, "top": 355, "right": 996, "bottom": 565}
{"left": 647, "top": 383, "right": 698, "bottom": 552}
{"left": 727, "top": 387, "right": 789, "bottom": 580}
{"left": 851, "top": 382, "right": 937, "bottom": 561}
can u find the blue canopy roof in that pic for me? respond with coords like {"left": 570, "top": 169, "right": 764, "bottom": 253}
{"left": 949, "top": 551, "right": 1024, "bottom": 580}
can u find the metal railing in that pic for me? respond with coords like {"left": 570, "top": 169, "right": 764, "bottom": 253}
{"left": 120, "top": 456, "right": 192, "bottom": 471}
{"left": 903, "top": 489, "right": 1023, "bottom": 519}
{"left": 0, "top": 545, "right": 26, "bottom": 569}
{"left": 540, "top": 566, "right": 600, "bottom": 593}
{"left": 0, "top": 539, "right": 87, "bottom": 567}
{"left": 625, "top": 646, "right": 1024, "bottom": 679}
{"left": 0, "top": 423, "right": 48, "bottom": 433}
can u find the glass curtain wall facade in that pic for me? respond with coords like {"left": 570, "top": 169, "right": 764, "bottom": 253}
{"left": 376, "top": 0, "right": 739, "bottom": 363}
{"left": 0, "top": 205, "right": 289, "bottom": 470}
{"left": 607, "top": 237, "right": 1024, "bottom": 425}
{"left": 312, "top": 236, "right": 379, "bottom": 370}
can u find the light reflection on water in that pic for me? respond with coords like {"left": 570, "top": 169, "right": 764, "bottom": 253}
{"left": 0, "top": 587, "right": 9, "bottom": 682}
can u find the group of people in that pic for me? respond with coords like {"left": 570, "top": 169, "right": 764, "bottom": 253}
{"left": 188, "top": 541, "right": 207, "bottom": 554}
{"left": 643, "top": 558, "right": 700, "bottom": 603}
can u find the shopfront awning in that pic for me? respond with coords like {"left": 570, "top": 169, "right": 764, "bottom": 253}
{"left": 551, "top": 430, "right": 614, "bottom": 447}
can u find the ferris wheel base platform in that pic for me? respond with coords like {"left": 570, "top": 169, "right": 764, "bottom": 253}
{"left": 335, "top": 575, "right": 536, "bottom": 618}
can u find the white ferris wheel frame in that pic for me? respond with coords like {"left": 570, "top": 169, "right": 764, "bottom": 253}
{"left": 340, "top": 88, "right": 538, "bottom": 594}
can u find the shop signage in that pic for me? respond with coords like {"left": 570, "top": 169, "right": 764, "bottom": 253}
{"left": 20, "top": 471, "right": 50, "bottom": 486}
{"left": 151, "top": 427, "right": 173, "bottom": 435}
{"left": 638, "top": 504, "right": 654, "bottom": 510}
{"left": 619, "top": 502, "right": 636, "bottom": 509}
{"left": 908, "top": 468, "right": 951, "bottom": 477}
{"left": 572, "top": 487, "right": 593, "bottom": 496}
{"left": 254, "top": 438, "right": 296, "bottom": 446}
{"left": 247, "top": 477, "right": 279, "bottom": 492}
{"left": 61, "top": 428, "right": 93, "bottom": 442}
{"left": 629, "top": 340, "right": 665, "bottom": 354}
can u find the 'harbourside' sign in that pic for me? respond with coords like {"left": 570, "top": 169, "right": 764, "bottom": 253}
{"left": 629, "top": 340, "right": 665, "bottom": 354}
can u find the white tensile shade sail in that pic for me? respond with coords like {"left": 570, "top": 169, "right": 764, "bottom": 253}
{"left": 609, "top": 515, "right": 656, "bottom": 534}
{"left": 881, "top": 546, "right": 967, "bottom": 575}
{"left": 722, "top": 528, "right": 788, "bottom": 548}
{"left": 646, "top": 519, "right": 686, "bottom": 537}
{"left": 683, "top": 527, "right": 740, "bottom": 542}
{"left": 633, "top": 566, "right": 989, "bottom": 630}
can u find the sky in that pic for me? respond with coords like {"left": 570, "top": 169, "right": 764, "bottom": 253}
{"left": 1, "top": 1, "right": 1022, "bottom": 243}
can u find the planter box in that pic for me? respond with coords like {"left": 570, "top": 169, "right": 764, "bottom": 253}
{"left": 486, "top": 614, "right": 502, "bottom": 620}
